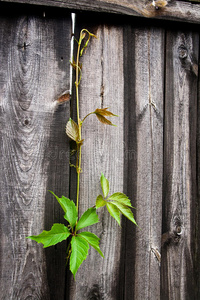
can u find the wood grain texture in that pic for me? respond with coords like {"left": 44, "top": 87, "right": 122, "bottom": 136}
{"left": 161, "top": 29, "right": 199, "bottom": 299}
{"left": 123, "top": 23, "right": 164, "bottom": 299}
{"left": 68, "top": 15, "right": 125, "bottom": 300}
{"left": 0, "top": 5, "right": 71, "bottom": 299}
{"left": 197, "top": 52, "right": 200, "bottom": 300}
{"left": 1, "top": 0, "right": 200, "bottom": 24}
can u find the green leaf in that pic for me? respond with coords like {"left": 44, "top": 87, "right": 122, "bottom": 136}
{"left": 109, "top": 201, "right": 137, "bottom": 225}
{"left": 70, "top": 235, "right": 89, "bottom": 279}
{"left": 106, "top": 202, "right": 121, "bottom": 226}
{"left": 49, "top": 192, "right": 78, "bottom": 228}
{"left": 62, "top": 197, "right": 78, "bottom": 228}
{"left": 27, "top": 224, "right": 71, "bottom": 248}
{"left": 108, "top": 192, "right": 133, "bottom": 208}
{"left": 76, "top": 207, "right": 99, "bottom": 232}
{"left": 78, "top": 232, "right": 104, "bottom": 257}
{"left": 96, "top": 195, "right": 106, "bottom": 209}
{"left": 66, "top": 118, "right": 79, "bottom": 142}
{"left": 100, "top": 173, "right": 109, "bottom": 198}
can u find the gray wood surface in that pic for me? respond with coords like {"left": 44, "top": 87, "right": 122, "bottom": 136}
{"left": 68, "top": 15, "right": 125, "bottom": 300}
{"left": 161, "top": 29, "right": 199, "bottom": 299}
{"left": 1, "top": 0, "right": 200, "bottom": 25}
{"left": 123, "top": 23, "right": 164, "bottom": 299}
{"left": 0, "top": 5, "right": 71, "bottom": 299}
{"left": 1, "top": 3, "right": 200, "bottom": 300}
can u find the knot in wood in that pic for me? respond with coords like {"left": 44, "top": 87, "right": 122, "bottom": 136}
{"left": 178, "top": 45, "right": 188, "bottom": 59}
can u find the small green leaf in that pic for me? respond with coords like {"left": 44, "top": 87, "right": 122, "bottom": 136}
{"left": 49, "top": 192, "right": 78, "bottom": 228}
{"left": 106, "top": 202, "right": 121, "bottom": 226}
{"left": 70, "top": 235, "right": 89, "bottom": 279}
{"left": 96, "top": 195, "right": 106, "bottom": 209}
{"left": 100, "top": 173, "right": 109, "bottom": 198}
{"left": 109, "top": 201, "right": 137, "bottom": 225}
{"left": 108, "top": 192, "right": 133, "bottom": 208}
{"left": 66, "top": 118, "right": 79, "bottom": 142}
{"left": 78, "top": 232, "right": 104, "bottom": 257}
{"left": 27, "top": 224, "right": 71, "bottom": 248}
{"left": 76, "top": 207, "right": 99, "bottom": 232}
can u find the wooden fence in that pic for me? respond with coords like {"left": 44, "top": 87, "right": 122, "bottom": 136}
{"left": 0, "top": 1, "right": 200, "bottom": 299}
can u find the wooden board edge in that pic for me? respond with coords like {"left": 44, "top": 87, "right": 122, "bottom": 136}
{"left": 1, "top": 0, "right": 200, "bottom": 25}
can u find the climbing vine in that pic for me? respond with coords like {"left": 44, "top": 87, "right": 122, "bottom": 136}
{"left": 27, "top": 29, "right": 137, "bottom": 279}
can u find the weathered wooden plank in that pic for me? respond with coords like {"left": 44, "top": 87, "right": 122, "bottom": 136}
{"left": 0, "top": 5, "right": 71, "bottom": 299}
{"left": 68, "top": 15, "right": 125, "bottom": 300}
{"left": 161, "top": 29, "right": 199, "bottom": 299}
{"left": 1, "top": 0, "right": 200, "bottom": 25}
{"left": 197, "top": 58, "right": 200, "bottom": 300}
{"left": 123, "top": 24, "right": 164, "bottom": 299}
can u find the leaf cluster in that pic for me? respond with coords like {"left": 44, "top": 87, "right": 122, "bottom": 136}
{"left": 27, "top": 192, "right": 103, "bottom": 279}
{"left": 27, "top": 29, "right": 137, "bottom": 280}
{"left": 96, "top": 174, "right": 137, "bottom": 226}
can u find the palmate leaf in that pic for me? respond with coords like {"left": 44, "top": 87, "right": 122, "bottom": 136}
{"left": 27, "top": 224, "right": 71, "bottom": 248}
{"left": 100, "top": 173, "right": 109, "bottom": 198}
{"left": 70, "top": 235, "right": 89, "bottom": 279}
{"left": 97, "top": 173, "right": 137, "bottom": 227}
{"left": 76, "top": 207, "right": 99, "bottom": 231}
{"left": 78, "top": 232, "right": 104, "bottom": 257}
{"left": 49, "top": 192, "right": 78, "bottom": 228}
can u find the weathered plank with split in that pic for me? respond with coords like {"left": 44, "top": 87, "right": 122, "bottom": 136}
{"left": 68, "top": 15, "right": 125, "bottom": 300}
{"left": 161, "top": 29, "right": 199, "bottom": 299}
{"left": 123, "top": 23, "right": 164, "bottom": 299}
{"left": 0, "top": 5, "right": 71, "bottom": 299}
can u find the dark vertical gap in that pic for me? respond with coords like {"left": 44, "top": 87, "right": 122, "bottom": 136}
{"left": 122, "top": 22, "right": 137, "bottom": 300}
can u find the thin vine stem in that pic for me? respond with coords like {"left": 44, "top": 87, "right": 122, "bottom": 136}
{"left": 75, "top": 29, "right": 97, "bottom": 214}
{"left": 75, "top": 30, "right": 84, "bottom": 213}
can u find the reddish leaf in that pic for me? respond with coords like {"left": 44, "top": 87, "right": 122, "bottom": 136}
{"left": 94, "top": 108, "right": 118, "bottom": 117}
{"left": 94, "top": 108, "right": 118, "bottom": 126}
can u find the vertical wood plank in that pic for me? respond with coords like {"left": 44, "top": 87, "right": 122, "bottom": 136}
{"left": 69, "top": 15, "right": 125, "bottom": 300}
{"left": 0, "top": 4, "right": 71, "bottom": 299}
{"left": 161, "top": 29, "right": 199, "bottom": 299}
{"left": 123, "top": 24, "right": 164, "bottom": 299}
{"left": 197, "top": 51, "right": 200, "bottom": 300}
